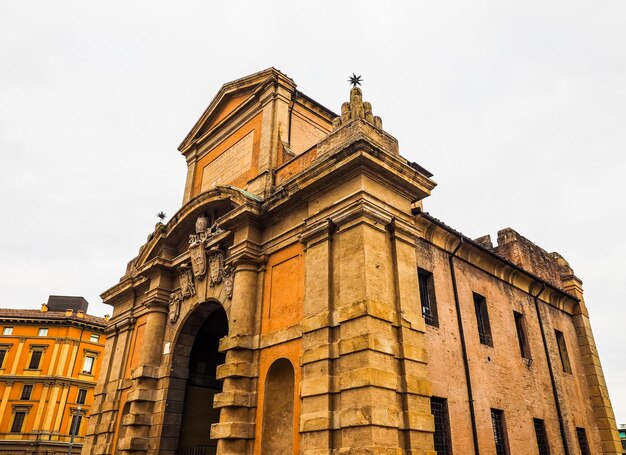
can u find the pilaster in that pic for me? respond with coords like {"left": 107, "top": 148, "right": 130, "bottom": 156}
{"left": 299, "top": 219, "right": 336, "bottom": 454}
{"left": 564, "top": 276, "right": 623, "bottom": 455}
{"left": 212, "top": 224, "right": 265, "bottom": 455}
{"left": 117, "top": 297, "right": 169, "bottom": 455}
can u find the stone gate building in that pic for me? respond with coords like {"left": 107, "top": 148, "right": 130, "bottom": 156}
{"left": 82, "top": 68, "right": 623, "bottom": 454}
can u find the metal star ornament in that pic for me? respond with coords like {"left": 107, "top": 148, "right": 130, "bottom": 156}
{"left": 157, "top": 211, "right": 167, "bottom": 222}
{"left": 348, "top": 73, "right": 363, "bottom": 87}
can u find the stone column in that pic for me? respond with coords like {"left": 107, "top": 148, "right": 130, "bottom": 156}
{"left": 212, "top": 253, "right": 263, "bottom": 455}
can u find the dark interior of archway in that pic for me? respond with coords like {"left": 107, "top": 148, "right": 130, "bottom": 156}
{"left": 178, "top": 307, "right": 228, "bottom": 455}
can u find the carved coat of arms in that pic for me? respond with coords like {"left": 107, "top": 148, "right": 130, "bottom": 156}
{"left": 179, "top": 266, "right": 196, "bottom": 298}
{"left": 189, "top": 241, "right": 207, "bottom": 279}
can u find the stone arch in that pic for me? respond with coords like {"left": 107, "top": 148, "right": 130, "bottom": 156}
{"left": 159, "top": 300, "right": 228, "bottom": 455}
{"left": 260, "top": 358, "right": 296, "bottom": 454}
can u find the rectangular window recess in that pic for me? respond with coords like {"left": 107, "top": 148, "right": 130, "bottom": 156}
{"left": 514, "top": 311, "right": 531, "bottom": 359}
{"left": 491, "top": 408, "right": 509, "bottom": 455}
{"left": 431, "top": 396, "right": 452, "bottom": 454}
{"left": 555, "top": 330, "right": 572, "bottom": 373}
{"left": 533, "top": 418, "right": 551, "bottom": 455}
{"left": 474, "top": 293, "right": 493, "bottom": 346}
{"left": 418, "top": 269, "right": 439, "bottom": 327}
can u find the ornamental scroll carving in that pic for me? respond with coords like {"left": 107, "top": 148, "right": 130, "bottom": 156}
{"left": 172, "top": 214, "right": 234, "bottom": 310}
{"left": 179, "top": 265, "right": 196, "bottom": 298}
{"left": 168, "top": 264, "right": 195, "bottom": 324}
{"left": 189, "top": 214, "right": 223, "bottom": 280}
{"left": 207, "top": 247, "right": 234, "bottom": 300}
{"left": 168, "top": 291, "right": 182, "bottom": 324}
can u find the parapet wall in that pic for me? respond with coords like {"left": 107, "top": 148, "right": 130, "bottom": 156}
{"left": 478, "top": 228, "right": 575, "bottom": 290}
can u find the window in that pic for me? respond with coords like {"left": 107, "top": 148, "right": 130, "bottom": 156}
{"left": 11, "top": 411, "right": 26, "bottom": 433}
{"left": 20, "top": 384, "right": 33, "bottom": 400}
{"left": 533, "top": 418, "right": 550, "bottom": 455}
{"left": 491, "top": 409, "right": 509, "bottom": 455}
{"left": 474, "top": 293, "right": 493, "bottom": 346}
{"left": 28, "top": 350, "right": 43, "bottom": 370}
{"left": 418, "top": 269, "right": 439, "bottom": 326}
{"left": 38, "top": 328, "right": 48, "bottom": 336}
{"left": 69, "top": 414, "right": 83, "bottom": 435}
{"left": 514, "top": 311, "right": 531, "bottom": 359}
{"left": 576, "top": 427, "right": 590, "bottom": 455}
{"left": 76, "top": 389, "right": 87, "bottom": 404}
{"left": 430, "top": 397, "right": 452, "bottom": 454}
{"left": 82, "top": 355, "right": 95, "bottom": 374}
{"left": 3, "top": 327, "right": 13, "bottom": 335}
{"left": 0, "top": 348, "right": 7, "bottom": 368}
{"left": 90, "top": 334, "right": 100, "bottom": 343}
{"left": 555, "top": 330, "right": 572, "bottom": 373}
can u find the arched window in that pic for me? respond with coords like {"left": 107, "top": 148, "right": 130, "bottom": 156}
{"left": 261, "top": 358, "right": 295, "bottom": 454}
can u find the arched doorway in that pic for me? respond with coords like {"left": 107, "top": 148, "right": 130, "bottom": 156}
{"left": 260, "top": 358, "right": 295, "bottom": 454}
{"left": 177, "top": 305, "right": 228, "bottom": 455}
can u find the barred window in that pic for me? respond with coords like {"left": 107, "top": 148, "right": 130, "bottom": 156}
{"left": 474, "top": 294, "right": 493, "bottom": 346}
{"left": 419, "top": 269, "right": 439, "bottom": 327}
{"left": 576, "top": 427, "right": 590, "bottom": 455}
{"left": 430, "top": 397, "right": 452, "bottom": 454}
{"left": 533, "top": 418, "right": 550, "bottom": 455}
{"left": 491, "top": 409, "right": 509, "bottom": 455}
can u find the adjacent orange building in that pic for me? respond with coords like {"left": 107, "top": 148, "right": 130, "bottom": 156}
{"left": 0, "top": 296, "right": 107, "bottom": 455}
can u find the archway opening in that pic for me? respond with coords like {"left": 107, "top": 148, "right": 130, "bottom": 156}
{"left": 260, "top": 358, "right": 295, "bottom": 454}
{"left": 177, "top": 306, "right": 228, "bottom": 455}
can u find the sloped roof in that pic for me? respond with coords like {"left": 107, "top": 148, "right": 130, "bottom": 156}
{"left": 0, "top": 308, "right": 107, "bottom": 328}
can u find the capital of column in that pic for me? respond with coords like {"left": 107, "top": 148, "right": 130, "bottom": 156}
{"left": 143, "top": 291, "right": 170, "bottom": 314}
{"left": 227, "top": 242, "right": 267, "bottom": 271}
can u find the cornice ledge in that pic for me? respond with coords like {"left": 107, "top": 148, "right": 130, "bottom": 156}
{"left": 265, "top": 143, "right": 436, "bottom": 214}
{"left": 299, "top": 219, "right": 336, "bottom": 245}
{"left": 218, "top": 201, "right": 264, "bottom": 232}
{"left": 330, "top": 199, "right": 393, "bottom": 230}
{"left": 100, "top": 275, "right": 148, "bottom": 306}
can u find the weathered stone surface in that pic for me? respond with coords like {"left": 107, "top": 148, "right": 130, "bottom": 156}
{"left": 82, "top": 68, "right": 622, "bottom": 455}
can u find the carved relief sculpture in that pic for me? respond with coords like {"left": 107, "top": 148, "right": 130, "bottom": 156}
{"left": 179, "top": 265, "right": 196, "bottom": 298}
{"left": 168, "top": 290, "right": 182, "bottom": 324}
{"left": 189, "top": 214, "right": 224, "bottom": 279}
{"left": 332, "top": 86, "right": 383, "bottom": 130}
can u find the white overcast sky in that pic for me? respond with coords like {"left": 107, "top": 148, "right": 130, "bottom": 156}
{"left": 1, "top": 1, "right": 625, "bottom": 422}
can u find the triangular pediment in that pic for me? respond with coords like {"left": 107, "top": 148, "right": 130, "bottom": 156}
{"left": 178, "top": 68, "right": 295, "bottom": 153}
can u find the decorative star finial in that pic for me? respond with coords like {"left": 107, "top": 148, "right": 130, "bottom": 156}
{"left": 348, "top": 73, "right": 363, "bottom": 88}
{"left": 157, "top": 211, "right": 167, "bottom": 222}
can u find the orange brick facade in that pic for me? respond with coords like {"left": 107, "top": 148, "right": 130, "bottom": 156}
{"left": 82, "top": 68, "right": 622, "bottom": 455}
{"left": 0, "top": 298, "right": 106, "bottom": 454}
